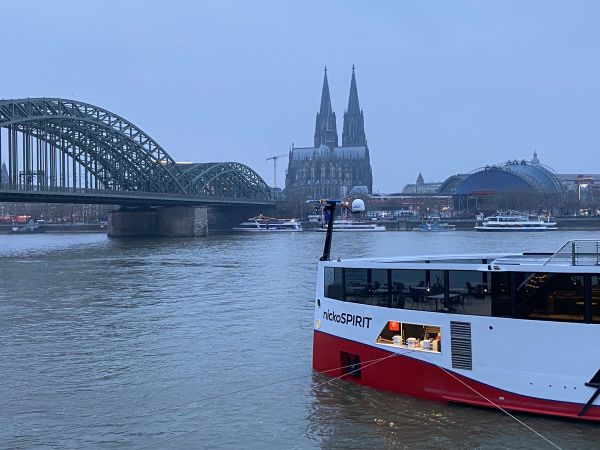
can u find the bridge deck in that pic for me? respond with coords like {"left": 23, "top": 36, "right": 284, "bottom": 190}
{"left": 0, "top": 187, "right": 276, "bottom": 207}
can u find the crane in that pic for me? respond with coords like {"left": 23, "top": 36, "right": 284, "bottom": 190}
{"left": 266, "top": 153, "right": 288, "bottom": 193}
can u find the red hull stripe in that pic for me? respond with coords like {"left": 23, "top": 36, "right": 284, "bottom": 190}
{"left": 313, "top": 330, "right": 600, "bottom": 422}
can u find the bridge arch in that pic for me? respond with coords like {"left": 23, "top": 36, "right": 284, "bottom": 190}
{"left": 179, "top": 162, "right": 271, "bottom": 200}
{"left": 0, "top": 98, "right": 197, "bottom": 194}
{"left": 0, "top": 98, "right": 272, "bottom": 203}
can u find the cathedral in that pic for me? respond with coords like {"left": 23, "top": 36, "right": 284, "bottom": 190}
{"left": 285, "top": 66, "right": 373, "bottom": 201}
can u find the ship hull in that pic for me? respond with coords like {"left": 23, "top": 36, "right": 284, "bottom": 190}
{"left": 313, "top": 330, "right": 600, "bottom": 422}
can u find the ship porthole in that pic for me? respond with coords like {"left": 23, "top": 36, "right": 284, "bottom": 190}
{"left": 317, "top": 298, "right": 321, "bottom": 307}
{"left": 316, "top": 319, "right": 321, "bottom": 329}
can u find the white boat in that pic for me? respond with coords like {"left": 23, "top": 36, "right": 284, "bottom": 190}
{"left": 313, "top": 199, "right": 600, "bottom": 423}
{"left": 475, "top": 212, "right": 557, "bottom": 231}
{"left": 413, "top": 220, "right": 456, "bottom": 232}
{"left": 316, "top": 219, "right": 386, "bottom": 232}
{"left": 233, "top": 215, "right": 302, "bottom": 232}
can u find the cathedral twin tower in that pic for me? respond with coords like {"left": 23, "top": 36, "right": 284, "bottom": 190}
{"left": 286, "top": 66, "right": 373, "bottom": 201}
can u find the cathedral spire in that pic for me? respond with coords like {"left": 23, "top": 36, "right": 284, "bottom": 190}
{"left": 319, "top": 66, "right": 333, "bottom": 117}
{"left": 346, "top": 65, "right": 361, "bottom": 114}
{"left": 342, "top": 65, "right": 366, "bottom": 146}
{"left": 314, "top": 66, "right": 338, "bottom": 148}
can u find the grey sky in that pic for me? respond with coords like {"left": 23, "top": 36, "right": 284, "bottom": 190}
{"left": 2, "top": 0, "right": 599, "bottom": 193}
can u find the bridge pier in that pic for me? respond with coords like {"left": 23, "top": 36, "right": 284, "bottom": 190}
{"left": 108, "top": 206, "right": 208, "bottom": 237}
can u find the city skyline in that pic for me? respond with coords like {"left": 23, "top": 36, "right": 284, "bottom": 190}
{"left": 1, "top": 1, "right": 599, "bottom": 193}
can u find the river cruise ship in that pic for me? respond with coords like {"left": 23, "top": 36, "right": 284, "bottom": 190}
{"left": 475, "top": 213, "right": 557, "bottom": 231}
{"left": 233, "top": 215, "right": 302, "bottom": 232}
{"left": 313, "top": 200, "right": 600, "bottom": 422}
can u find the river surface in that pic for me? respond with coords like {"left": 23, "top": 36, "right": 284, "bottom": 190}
{"left": 1, "top": 230, "right": 600, "bottom": 449}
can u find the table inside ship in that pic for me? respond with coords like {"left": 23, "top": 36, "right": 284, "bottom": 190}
{"left": 426, "top": 292, "right": 461, "bottom": 311}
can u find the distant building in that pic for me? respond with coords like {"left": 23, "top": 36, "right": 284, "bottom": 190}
{"left": 285, "top": 67, "right": 373, "bottom": 201}
{"left": 557, "top": 174, "right": 600, "bottom": 193}
{"left": 370, "top": 152, "right": 600, "bottom": 217}
{"left": 453, "top": 155, "right": 564, "bottom": 212}
{"left": 402, "top": 172, "right": 443, "bottom": 194}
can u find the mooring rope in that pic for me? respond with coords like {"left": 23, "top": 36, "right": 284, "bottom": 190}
{"left": 401, "top": 346, "right": 563, "bottom": 450}
{"left": 433, "top": 364, "right": 563, "bottom": 449}
{"left": 135, "top": 351, "right": 403, "bottom": 449}
{"left": 1, "top": 354, "right": 393, "bottom": 447}
{"left": 4, "top": 345, "right": 563, "bottom": 450}
{"left": 136, "top": 346, "right": 563, "bottom": 450}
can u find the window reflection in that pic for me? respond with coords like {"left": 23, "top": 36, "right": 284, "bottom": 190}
{"left": 448, "top": 270, "right": 490, "bottom": 315}
{"left": 344, "top": 268, "right": 369, "bottom": 304}
{"left": 491, "top": 272, "right": 511, "bottom": 317}
{"left": 324, "top": 267, "right": 344, "bottom": 300}
{"left": 324, "top": 267, "right": 591, "bottom": 323}
{"left": 516, "top": 273, "right": 584, "bottom": 322}
{"left": 391, "top": 269, "right": 425, "bottom": 310}
{"left": 591, "top": 276, "right": 600, "bottom": 323}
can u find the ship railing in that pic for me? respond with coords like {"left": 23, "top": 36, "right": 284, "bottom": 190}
{"left": 544, "top": 240, "right": 600, "bottom": 266}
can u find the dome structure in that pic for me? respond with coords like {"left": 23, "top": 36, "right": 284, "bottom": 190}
{"left": 456, "top": 160, "right": 563, "bottom": 195}
{"left": 453, "top": 160, "right": 564, "bottom": 212}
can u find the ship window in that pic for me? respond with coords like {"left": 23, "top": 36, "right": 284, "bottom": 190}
{"left": 324, "top": 267, "right": 344, "bottom": 300}
{"left": 388, "top": 269, "right": 446, "bottom": 311}
{"left": 448, "top": 270, "right": 491, "bottom": 316}
{"left": 391, "top": 269, "right": 426, "bottom": 310}
{"left": 491, "top": 272, "right": 512, "bottom": 317}
{"left": 516, "top": 272, "right": 584, "bottom": 322}
{"left": 371, "top": 269, "right": 390, "bottom": 307}
{"left": 375, "top": 321, "right": 441, "bottom": 353}
{"left": 344, "top": 268, "right": 369, "bottom": 304}
{"left": 591, "top": 276, "right": 600, "bottom": 323}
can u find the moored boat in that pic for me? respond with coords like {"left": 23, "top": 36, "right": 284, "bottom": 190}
{"left": 316, "top": 219, "right": 386, "bottom": 232}
{"left": 233, "top": 214, "right": 302, "bottom": 232}
{"left": 475, "top": 212, "right": 557, "bottom": 231}
{"left": 413, "top": 220, "right": 456, "bottom": 232}
{"left": 313, "top": 199, "right": 600, "bottom": 422}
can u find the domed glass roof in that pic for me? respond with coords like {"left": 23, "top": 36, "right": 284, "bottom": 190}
{"left": 455, "top": 161, "right": 562, "bottom": 195}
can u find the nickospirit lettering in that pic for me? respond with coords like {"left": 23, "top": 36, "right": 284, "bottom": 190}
{"left": 322, "top": 310, "right": 372, "bottom": 328}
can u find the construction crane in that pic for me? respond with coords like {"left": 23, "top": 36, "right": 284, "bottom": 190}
{"left": 266, "top": 153, "right": 288, "bottom": 193}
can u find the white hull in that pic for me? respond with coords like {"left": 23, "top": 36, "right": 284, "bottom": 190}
{"left": 233, "top": 227, "right": 302, "bottom": 232}
{"left": 233, "top": 216, "right": 303, "bottom": 232}
{"left": 316, "top": 226, "right": 387, "bottom": 232}
{"left": 476, "top": 213, "right": 557, "bottom": 231}
{"left": 316, "top": 220, "right": 386, "bottom": 232}
{"left": 475, "top": 225, "right": 557, "bottom": 231}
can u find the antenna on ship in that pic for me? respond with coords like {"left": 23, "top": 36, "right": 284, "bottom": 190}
{"left": 309, "top": 198, "right": 365, "bottom": 261}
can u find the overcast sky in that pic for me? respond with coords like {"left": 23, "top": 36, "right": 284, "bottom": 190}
{"left": 2, "top": 1, "right": 599, "bottom": 193}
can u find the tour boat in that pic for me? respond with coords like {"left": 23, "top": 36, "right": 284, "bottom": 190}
{"left": 316, "top": 219, "right": 386, "bottom": 232}
{"left": 233, "top": 215, "right": 302, "bottom": 232}
{"left": 313, "top": 199, "right": 600, "bottom": 422}
{"left": 413, "top": 220, "right": 456, "bottom": 232}
{"left": 475, "top": 212, "right": 557, "bottom": 231}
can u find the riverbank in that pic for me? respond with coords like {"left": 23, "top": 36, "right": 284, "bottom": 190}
{"left": 304, "top": 216, "right": 600, "bottom": 231}
{"left": 386, "top": 217, "right": 600, "bottom": 231}
{"left": 0, "top": 223, "right": 107, "bottom": 233}
{"left": 3, "top": 216, "right": 600, "bottom": 234}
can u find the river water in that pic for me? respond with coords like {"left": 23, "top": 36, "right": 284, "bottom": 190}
{"left": 1, "top": 230, "right": 600, "bottom": 449}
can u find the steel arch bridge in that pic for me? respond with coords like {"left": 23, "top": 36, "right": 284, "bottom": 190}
{"left": 178, "top": 162, "right": 271, "bottom": 198}
{"left": 0, "top": 98, "right": 272, "bottom": 206}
